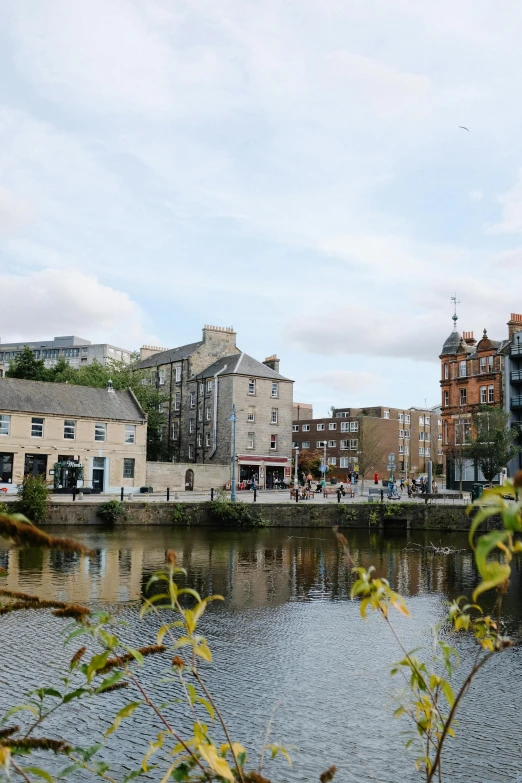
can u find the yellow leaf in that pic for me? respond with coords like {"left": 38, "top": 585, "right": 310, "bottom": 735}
{"left": 194, "top": 643, "right": 212, "bottom": 662}
{"left": 199, "top": 744, "right": 234, "bottom": 781}
{"left": 0, "top": 746, "right": 11, "bottom": 772}
{"left": 392, "top": 599, "right": 411, "bottom": 618}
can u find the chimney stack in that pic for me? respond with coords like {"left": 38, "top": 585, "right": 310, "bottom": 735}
{"left": 507, "top": 313, "right": 522, "bottom": 340}
{"left": 462, "top": 330, "right": 476, "bottom": 346}
{"left": 140, "top": 345, "right": 167, "bottom": 361}
{"left": 263, "top": 354, "right": 280, "bottom": 373}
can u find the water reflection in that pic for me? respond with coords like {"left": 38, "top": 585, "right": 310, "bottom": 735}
{"left": 1, "top": 527, "right": 522, "bottom": 783}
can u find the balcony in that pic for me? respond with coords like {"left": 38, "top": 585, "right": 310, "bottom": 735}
{"left": 511, "top": 396, "right": 522, "bottom": 409}
{"left": 511, "top": 370, "right": 522, "bottom": 383}
{"left": 511, "top": 344, "right": 522, "bottom": 357}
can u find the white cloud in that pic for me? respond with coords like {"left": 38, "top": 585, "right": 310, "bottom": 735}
{"left": 0, "top": 269, "right": 154, "bottom": 349}
{"left": 469, "top": 189, "right": 483, "bottom": 202}
{"left": 0, "top": 186, "right": 34, "bottom": 233}
{"left": 311, "top": 370, "right": 385, "bottom": 395}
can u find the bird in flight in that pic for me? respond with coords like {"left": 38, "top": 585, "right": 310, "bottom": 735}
{"left": 459, "top": 126, "right": 470, "bottom": 131}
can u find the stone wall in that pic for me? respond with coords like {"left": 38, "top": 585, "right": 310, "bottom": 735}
{"left": 39, "top": 500, "right": 489, "bottom": 532}
{"left": 145, "top": 462, "right": 230, "bottom": 491}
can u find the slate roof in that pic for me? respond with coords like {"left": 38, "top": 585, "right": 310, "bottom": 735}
{"left": 0, "top": 378, "right": 146, "bottom": 421}
{"left": 136, "top": 341, "right": 203, "bottom": 369}
{"left": 440, "top": 331, "right": 467, "bottom": 356}
{"left": 194, "top": 353, "right": 291, "bottom": 381}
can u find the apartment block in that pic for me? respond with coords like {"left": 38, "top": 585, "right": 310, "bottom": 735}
{"left": 0, "top": 335, "right": 132, "bottom": 377}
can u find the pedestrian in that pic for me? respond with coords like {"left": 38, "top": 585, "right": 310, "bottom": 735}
{"left": 307, "top": 473, "right": 313, "bottom": 489}
{"left": 400, "top": 478, "right": 405, "bottom": 492}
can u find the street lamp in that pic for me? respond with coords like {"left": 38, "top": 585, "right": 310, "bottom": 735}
{"left": 229, "top": 404, "right": 237, "bottom": 502}
{"left": 294, "top": 445, "right": 299, "bottom": 492}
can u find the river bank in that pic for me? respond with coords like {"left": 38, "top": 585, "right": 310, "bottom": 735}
{"left": 32, "top": 500, "right": 486, "bottom": 531}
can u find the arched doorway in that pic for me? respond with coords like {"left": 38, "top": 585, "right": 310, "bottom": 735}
{"left": 185, "top": 469, "right": 194, "bottom": 491}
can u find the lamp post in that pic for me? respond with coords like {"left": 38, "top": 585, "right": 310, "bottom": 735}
{"left": 294, "top": 445, "right": 299, "bottom": 492}
{"left": 229, "top": 404, "right": 237, "bottom": 502}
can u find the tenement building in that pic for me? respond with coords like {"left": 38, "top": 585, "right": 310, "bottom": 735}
{"left": 292, "top": 405, "right": 442, "bottom": 481}
{"left": 0, "top": 335, "right": 132, "bottom": 377}
{"left": 439, "top": 312, "right": 522, "bottom": 489}
{"left": 0, "top": 377, "right": 147, "bottom": 493}
{"left": 137, "top": 326, "right": 294, "bottom": 488}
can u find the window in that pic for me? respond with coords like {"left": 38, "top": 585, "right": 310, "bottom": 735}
{"left": 248, "top": 379, "right": 256, "bottom": 395}
{"left": 425, "top": 448, "right": 430, "bottom": 457}
{"left": 302, "top": 424, "right": 310, "bottom": 432}
{"left": 480, "top": 385, "right": 487, "bottom": 403}
{"left": 425, "top": 416, "right": 430, "bottom": 426}
{"left": 158, "top": 369, "right": 165, "bottom": 385}
{"left": 398, "top": 413, "right": 404, "bottom": 422}
{"left": 488, "top": 385, "right": 494, "bottom": 403}
{"left": 205, "top": 406, "right": 211, "bottom": 421}
{"left": 174, "top": 392, "right": 181, "bottom": 411}
{"left": 399, "top": 429, "right": 404, "bottom": 438}
{"left": 0, "top": 416, "right": 10, "bottom": 436}
{"left": 247, "top": 432, "right": 255, "bottom": 449}
{"left": 419, "top": 447, "right": 425, "bottom": 456}
{"left": 198, "top": 407, "right": 203, "bottom": 421}
{"left": 444, "top": 363, "right": 449, "bottom": 379}
{"left": 317, "top": 423, "right": 325, "bottom": 431}
{"left": 292, "top": 424, "right": 298, "bottom": 432}
{"left": 302, "top": 440, "right": 310, "bottom": 449}
{"left": 270, "top": 434, "right": 277, "bottom": 450}
{"left": 189, "top": 391, "right": 196, "bottom": 408}
{"left": 317, "top": 440, "right": 326, "bottom": 448}
{"left": 399, "top": 445, "right": 404, "bottom": 454}
{"left": 123, "top": 458, "right": 135, "bottom": 478}
{"left": 404, "top": 429, "right": 411, "bottom": 438}
{"left": 444, "top": 391, "right": 449, "bottom": 407}
{"left": 444, "top": 421, "right": 449, "bottom": 444}
{"left": 340, "top": 458, "right": 349, "bottom": 468}
{"left": 455, "top": 421, "right": 472, "bottom": 445}
{"left": 480, "top": 357, "right": 486, "bottom": 373}
{"left": 292, "top": 440, "right": 299, "bottom": 449}
{"left": 329, "top": 422, "right": 337, "bottom": 430}
{"left": 488, "top": 355, "right": 493, "bottom": 372}
{"left": 205, "top": 432, "right": 211, "bottom": 447}
{"left": 419, "top": 416, "right": 424, "bottom": 426}
{"left": 24, "top": 454, "right": 47, "bottom": 476}
{"left": 350, "top": 439, "right": 358, "bottom": 450}
{"left": 248, "top": 409, "right": 255, "bottom": 423}
{"left": 31, "top": 417, "right": 44, "bottom": 438}
{"left": 206, "top": 380, "right": 213, "bottom": 393}
{"left": 459, "top": 388, "right": 467, "bottom": 406}
{"left": 172, "top": 422, "right": 179, "bottom": 440}
{"left": 341, "top": 422, "right": 349, "bottom": 432}
{"left": 350, "top": 421, "right": 359, "bottom": 432}
{"left": 95, "top": 423, "right": 106, "bottom": 442}
{"left": 405, "top": 414, "right": 410, "bottom": 424}
{"left": 419, "top": 432, "right": 425, "bottom": 441}
{"left": 271, "top": 408, "right": 278, "bottom": 424}
{"left": 459, "top": 360, "right": 467, "bottom": 377}
{"left": 64, "top": 420, "right": 76, "bottom": 440}
{"left": 328, "top": 440, "right": 336, "bottom": 447}
{"left": 438, "top": 432, "right": 442, "bottom": 440}
{"left": 271, "top": 383, "right": 279, "bottom": 398}
{"left": 438, "top": 419, "right": 442, "bottom": 426}
{"left": 341, "top": 440, "right": 349, "bottom": 450}
{"left": 188, "top": 444, "right": 194, "bottom": 460}
{"left": 197, "top": 432, "right": 202, "bottom": 447}
{"left": 438, "top": 448, "right": 444, "bottom": 456}
{"left": 124, "top": 424, "right": 136, "bottom": 444}
{"left": 175, "top": 365, "right": 182, "bottom": 383}
{"left": 328, "top": 457, "right": 337, "bottom": 466}
{"left": 384, "top": 410, "right": 390, "bottom": 419}
{"left": 0, "top": 453, "right": 13, "bottom": 483}
{"left": 189, "top": 419, "right": 195, "bottom": 434}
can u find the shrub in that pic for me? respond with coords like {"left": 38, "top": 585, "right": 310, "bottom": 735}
{"left": 96, "top": 499, "right": 125, "bottom": 524}
{"left": 16, "top": 474, "right": 49, "bottom": 524}
{"left": 207, "top": 498, "right": 267, "bottom": 528}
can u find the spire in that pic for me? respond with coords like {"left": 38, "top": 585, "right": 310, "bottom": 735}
{"left": 450, "top": 293, "right": 460, "bottom": 330}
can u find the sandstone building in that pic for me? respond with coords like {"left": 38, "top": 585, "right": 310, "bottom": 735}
{"left": 137, "top": 326, "right": 294, "bottom": 488}
{"left": 0, "top": 377, "right": 147, "bottom": 493}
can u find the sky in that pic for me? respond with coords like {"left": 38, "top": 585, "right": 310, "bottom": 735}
{"left": 1, "top": 0, "right": 522, "bottom": 416}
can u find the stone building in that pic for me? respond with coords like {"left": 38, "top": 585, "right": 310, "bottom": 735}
{"left": 0, "top": 335, "right": 132, "bottom": 377}
{"left": 0, "top": 377, "right": 147, "bottom": 493}
{"left": 292, "top": 405, "right": 441, "bottom": 481}
{"left": 438, "top": 312, "right": 522, "bottom": 489}
{"left": 137, "top": 326, "right": 294, "bottom": 488}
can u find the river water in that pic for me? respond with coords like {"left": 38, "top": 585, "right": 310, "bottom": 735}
{"left": 1, "top": 526, "right": 521, "bottom": 783}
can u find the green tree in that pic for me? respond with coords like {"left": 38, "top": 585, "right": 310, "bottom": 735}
{"left": 298, "top": 448, "right": 323, "bottom": 479}
{"left": 468, "top": 405, "right": 520, "bottom": 484}
{"left": 6, "top": 346, "right": 48, "bottom": 381}
{"left": 355, "top": 413, "right": 387, "bottom": 489}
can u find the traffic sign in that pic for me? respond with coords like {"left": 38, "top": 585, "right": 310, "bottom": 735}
{"left": 320, "top": 463, "right": 328, "bottom": 473}
{"left": 388, "top": 453, "right": 395, "bottom": 463}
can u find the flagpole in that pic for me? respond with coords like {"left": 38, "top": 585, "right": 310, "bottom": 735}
{"left": 229, "top": 404, "right": 237, "bottom": 502}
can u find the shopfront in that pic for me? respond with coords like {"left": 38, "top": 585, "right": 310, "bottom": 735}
{"left": 237, "top": 455, "right": 290, "bottom": 489}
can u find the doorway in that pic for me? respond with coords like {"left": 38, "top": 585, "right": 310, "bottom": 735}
{"left": 92, "top": 457, "right": 105, "bottom": 491}
{"left": 185, "top": 469, "right": 194, "bottom": 491}
{"left": 24, "top": 454, "right": 48, "bottom": 477}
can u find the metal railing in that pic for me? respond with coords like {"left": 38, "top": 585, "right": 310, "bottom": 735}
{"left": 511, "top": 344, "right": 522, "bottom": 356}
{"left": 511, "top": 370, "right": 522, "bottom": 382}
{"left": 511, "top": 396, "right": 522, "bottom": 408}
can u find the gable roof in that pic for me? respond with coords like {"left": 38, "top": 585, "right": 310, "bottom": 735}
{"left": 0, "top": 378, "right": 146, "bottom": 422}
{"left": 136, "top": 341, "right": 203, "bottom": 369}
{"left": 194, "top": 353, "right": 291, "bottom": 381}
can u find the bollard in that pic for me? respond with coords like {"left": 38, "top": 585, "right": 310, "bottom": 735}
{"left": 254, "top": 487, "right": 257, "bottom": 502}
{"left": 337, "top": 489, "right": 341, "bottom": 503}
{"left": 120, "top": 487, "right": 124, "bottom": 502}
{"left": 72, "top": 487, "right": 76, "bottom": 502}
{"left": 167, "top": 487, "right": 170, "bottom": 502}
{"left": 211, "top": 488, "right": 214, "bottom": 501}
{"left": 295, "top": 487, "right": 298, "bottom": 503}
{"left": 380, "top": 489, "right": 384, "bottom": 502}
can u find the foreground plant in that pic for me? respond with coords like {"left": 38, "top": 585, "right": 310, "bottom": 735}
{"left": 0, "top": 515, "right": 298, "bottom": 782}
{"left": 336, "top": 474, "right": 522, "bottom": 782}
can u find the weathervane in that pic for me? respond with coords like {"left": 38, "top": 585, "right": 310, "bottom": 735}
{"left": 450, "top": 293, "right": 460, "bottom": 330}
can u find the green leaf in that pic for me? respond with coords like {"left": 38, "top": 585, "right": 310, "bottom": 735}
{"left": 65, "top": 627, "right": 90, "bottom": 645}
{"left": 22, "top": 767, "right": 53, "bottom": 783}
{"left": 63, "top": 688, "right": 89, "bottom": 704}
{"left": 87, "top": 651, "right": 110, "bottom": 683}
{"left": 95, "top": 671, "right": 125, "bottom": 693}
{"left": 196, "top": 696, "right": 215, "bottom": 721}
{"left": 105, "top": 701, "right": 141, "bottom": 737}
{"left": 187, "top": 683, "right": 197, "bottom": 706}
{"left": 473, "top": 530, "right": 511, "bottom": 601}
{"left": 124, "top": 648, "right": 144, "bottom": 666}
{"left": 59, "top": 763, "right": 82, "bottom": 777}
{"left": 2, "top": 704, "right": 38, "bottom": 723}
{"left": 32, "top": 688, "right": 62, "bottom": 701}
